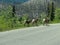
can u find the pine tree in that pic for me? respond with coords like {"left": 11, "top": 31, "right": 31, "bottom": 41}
{"left": 47, "top": 2, "right": 50, "bottom": 17}
{"left": 12, "top": 5, "right": 16, "bottom": 28}
{"left": 12, "top": 5, "right": 15, "bottom": 17}
{"left": 50, "top": 2, "right": 55, "bottom": 21}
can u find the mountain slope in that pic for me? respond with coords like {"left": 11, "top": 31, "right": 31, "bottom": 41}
{"left": 0, "top": 0, "right": 60, "bottom": 18}
{"left": 16, "top": 0, "right": 50, "bottom": 17}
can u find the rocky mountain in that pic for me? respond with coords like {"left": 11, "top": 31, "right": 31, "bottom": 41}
{"left": 16, "top": 0, "right": 59, "bottom": 17}
{"left": 0, "top": 0, "right": 60, "bottom": 18}
{"left": 15, "top": 0, "right": 51, "bottom": 18}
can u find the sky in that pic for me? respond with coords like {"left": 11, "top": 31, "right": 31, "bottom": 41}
{"left": 0, "top": 0, "right": 29, "bottom": 4}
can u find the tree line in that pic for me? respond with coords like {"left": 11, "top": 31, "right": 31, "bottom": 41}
{"left": 0, "top": 1, "right": 59, "bottom": 31}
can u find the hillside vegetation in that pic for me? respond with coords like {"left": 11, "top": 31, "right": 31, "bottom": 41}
{"left": 0, "top": 5, "right": 25, "bottom": 31}
{"left": 0, "top": 1, "right": 60, "bottom": 31}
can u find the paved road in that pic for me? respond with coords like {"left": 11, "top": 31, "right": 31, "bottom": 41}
{"left": 0, "top": 24, "right": 60, "bottom": 45}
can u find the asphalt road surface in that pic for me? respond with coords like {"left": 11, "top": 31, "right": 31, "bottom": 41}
{"left": 0, "top": 24, "right": 60, "bottom": 45}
